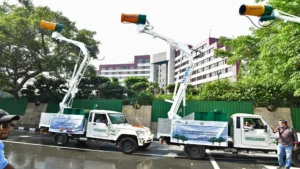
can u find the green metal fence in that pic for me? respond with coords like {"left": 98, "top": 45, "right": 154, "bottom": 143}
{"left": 151, "top": 100, "right": 254, "bottom": 122}
{"left": 291, "top": 107, "right": 300, "bottom": 132}
{"left": 0, "top": 98, "right": 28, "bottom": 115}
{"left": 46, "top": 99, "right": 123, "bottom": 113}
{"left": 46, "top": 100, "right": 60, "bottom": 113}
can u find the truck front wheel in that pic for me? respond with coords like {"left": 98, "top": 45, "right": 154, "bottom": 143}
{"left": 292, "top": 148, "right": 300, "bottom": 167}
{"left": 119, "top": 137, "right": 137, "bottom": 154}
{"left": 184, "top": 145, "right": 206, "bottom": 159}
{"left": 54, "top": 133, "right": 69, "bottom": 146}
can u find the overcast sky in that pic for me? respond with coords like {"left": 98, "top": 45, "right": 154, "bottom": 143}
{"left": 6, "top": 0, "right": 259, "bottom": 69}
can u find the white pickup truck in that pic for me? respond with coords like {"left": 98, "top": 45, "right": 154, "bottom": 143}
{"left": 157, "top": 113, "right": 300, "bottom": 167}
{"left": 39, "top": 110, "right": 154, "bottom": 154}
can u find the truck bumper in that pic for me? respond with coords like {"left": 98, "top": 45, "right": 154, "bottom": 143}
{"left": 137, "top": 134, "right": 154, "bottom": 146}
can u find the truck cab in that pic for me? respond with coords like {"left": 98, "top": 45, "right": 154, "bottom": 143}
{"left": 85, "top": 110, "right": 153, "bottom": 149}
{"left": 231, "top": 113, "right": 278, "bottom": 151}
{"left": 42, "top": 110, "right": 154, "bottom": 154}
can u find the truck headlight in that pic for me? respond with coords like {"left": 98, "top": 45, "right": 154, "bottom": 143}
{"left": 136, "top": 131, "right": 145, "bottom": 136}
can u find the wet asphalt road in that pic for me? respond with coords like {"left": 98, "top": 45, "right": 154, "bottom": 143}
{"left": 1, "top": 130, "right": 299, "bottom": 169}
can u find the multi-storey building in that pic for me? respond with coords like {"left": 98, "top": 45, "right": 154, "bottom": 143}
{"left": 174, "top": 37, "right": 239, "bottom": 87}
{"left": 98, "top": 37, "right": 239, "bottom": 89}
{"left": 150, "top": 37, "right": 239, "bottom": 89}
{"left": 98, "top": 55, "right": 151, "bottom": 85}
{"left": 150, "top": 45, "right": 176, "bottom": 90}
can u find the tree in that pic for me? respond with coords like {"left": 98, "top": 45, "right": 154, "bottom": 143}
{"left": 146, "top": 82, "right": 160, "bottom": 95}
{"left": 0, "top": 1, "right": 100, "bottom": 100}
{"left": 167, "top": 84, "right": 175, "bottom": 93}
{"left": 187, "top": 84, "right": 199, "bottom": 95}
{"left": 111, "top": 77, "right": 120, "bottom": 85}
{"left": 97, "top": 81, "right": 125, "bottom": 99}
{"left": 124, "top": 76, "right": 149, "bottom": 97}
{"left": 167, "top": 83, "right": 181, "bottom": 94}
{"left": 76, "top": 76, "right": 110, "bottom": 99}
{"left": 21, "top": 75, "right": 67, "bottom": 102}
{"left": 214, "top": 0, "right": 300, "bottom": 98}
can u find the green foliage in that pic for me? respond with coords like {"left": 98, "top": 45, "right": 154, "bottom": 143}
{"left": 76, "top": 76, "right": 110, "bottom": 99}
{"left": 97, "top": 81, "right": 125, "bottom": 100}
{"left": 146, "top": 82, "right": 160, "bottom": 95}
{"left": 0, "top": 1, "right": 100, "bottom": 100}
{"left": 21, "top": 75, "right": 67, "bottom": 102}
{"left": 131, "top": 91, "right": 154, "bottom": 105}
{"left": 167, "top": 84, "right": 175, "bottom": 93}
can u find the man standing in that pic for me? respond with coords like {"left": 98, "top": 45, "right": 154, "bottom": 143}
{"left": 274, "top": 120, "right": 298, "bottom": 169}
{"left": 0, "top": 109, "right": 20, "bottom": 169}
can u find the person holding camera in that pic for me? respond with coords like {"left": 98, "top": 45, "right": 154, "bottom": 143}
{"left": 274, "top": 120, "right": 298, "bottom": 169}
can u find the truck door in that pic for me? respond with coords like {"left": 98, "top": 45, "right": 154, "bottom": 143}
{"left": 89, "top": 113, "right": 109, "bottom": 138}
{"left": 241, "top": 117, "right": 270, "bottom": 147}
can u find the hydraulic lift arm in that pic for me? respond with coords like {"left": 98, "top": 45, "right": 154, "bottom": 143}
{"left": 40, "top": 20, "right": 92, "bottom": 114}
{"left": 121, "top": 14, "right": 203, "bottom": 120}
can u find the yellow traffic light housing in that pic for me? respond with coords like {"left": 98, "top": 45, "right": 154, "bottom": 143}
{"left": 239, "top": 4, "right": 275, "bottom": 21}
{"left": 121, "top": 14, "right": 147, "bottom": 25}
{"left": 40, "top": 20, "right": 63, "bottom": 32}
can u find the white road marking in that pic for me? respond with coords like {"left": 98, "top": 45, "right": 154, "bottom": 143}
{"left": 29, "top": 128, "right": 36, "bottom": 131}
{"left": 18, "top": 127, "right": 24, "bottom": 130}
{"left": 19, "top": 135, "right": 31, "bottom": 138}
{"left": 206, "top": 149, "right": 220, "bottom": 169}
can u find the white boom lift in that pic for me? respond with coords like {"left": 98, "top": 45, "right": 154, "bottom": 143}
{"left": 40, "top": 20, "right": 93, "bottom": 114}
{"left": 121, "top": 14, "right": 203, "bottom": 120}
{"left": 120, "top": 12, "right": 300, "bottom": 167}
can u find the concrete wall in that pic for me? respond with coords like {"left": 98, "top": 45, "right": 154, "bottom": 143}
{"left": 122, "top": 105, "right": 152, "bottom": 128}
{"left": 150, "top": 122, "right": 158, "bottom": 133}
{"left": 254, "top": 107, "right": 293, "bottom": 129}
{"left": 18, "top": 103, "right": 48, "bottom": 126}
{"left": 18, "top": 103, "right": 294, "bottom": 132}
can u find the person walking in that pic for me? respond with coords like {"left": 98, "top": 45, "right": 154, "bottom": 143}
{"left": 274, "top": 120, "right": 298, "bottom": 169}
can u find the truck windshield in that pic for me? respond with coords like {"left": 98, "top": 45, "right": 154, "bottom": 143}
{"left": 108, "top": 113, "right": 128, "bottom": 124}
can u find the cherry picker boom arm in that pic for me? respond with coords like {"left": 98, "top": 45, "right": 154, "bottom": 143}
{"left": 40, "top": 21, "right": 92, "bottom": 114}
{"left": 121, "top": 14, "right": 203, "bottom": 119}
{"left": 52, "top": 32, "right": 92, "bottom": 114}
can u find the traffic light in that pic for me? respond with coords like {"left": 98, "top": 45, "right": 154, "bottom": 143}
{"left": 121, "top": 14, "right": 147, "bottom": 24}
{"left": 40, "top": 20, "right": 63, "bottom": 32}
{"left": 239, "top": 4, "right": 275, "bottom": 21}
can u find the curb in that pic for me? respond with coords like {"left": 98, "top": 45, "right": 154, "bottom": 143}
{"left": 14, "top": 127, "right": 40, "bottom": 132}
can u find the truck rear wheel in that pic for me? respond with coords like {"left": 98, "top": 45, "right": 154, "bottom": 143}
{"left": 292, "top": 148, "right": 300, "bottom": 167}
{"left": 54, "top": 133, "right": 69, "bottom": 146}
{"left": 184, "top": 145, "right": 206, "bottom": 159}
{"left": 119, "top": 137, "right": 137, "bottom": 154}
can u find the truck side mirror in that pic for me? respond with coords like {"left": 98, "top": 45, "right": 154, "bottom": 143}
{"left": 264, "top": 125, "right": 268, "bottom": 132}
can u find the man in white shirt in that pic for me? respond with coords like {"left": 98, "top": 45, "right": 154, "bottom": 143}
{"left": 0, "top": 109, "right": 20, "bottom": 169}
{"left": 244, "top": 120, "right": 254, "bottom": 130}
